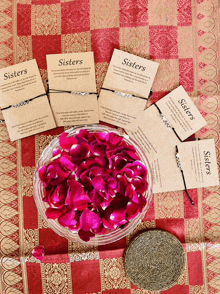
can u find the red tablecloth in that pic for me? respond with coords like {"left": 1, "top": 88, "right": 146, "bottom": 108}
{"left": 0, "top": 1, "right": 219, "bottom": 293}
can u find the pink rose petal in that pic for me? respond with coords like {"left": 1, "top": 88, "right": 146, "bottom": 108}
{"left": 53, "top": 148, "right": 62, "bottom": 157}
{"left": 94, "top": 132, "right": 107, "bottom": 142}
{"left": 78, "top": 129, "right": 89, "bottom": 139}
{"left": 89, "top": 189, "right": 104, "bottom": 207}
{"left": 125, "top": 185, "right": 138, "bottom": 201}
{"left": 100, "top": 197, "right": 113, "bottom": 210}
{"left": 119, "top": 150, "right": 140, "bottom": 161}
{"left": 80, "top": 176, "right": 93, "bottom": 192}
{"left": 106, "top": 132, "right": 123, "bottom": 148}
{"left": 75, "top": 135, "right": 88, "bottom": 145}
{"left": 112, "top": 144, "right": 136, "bottom": 156}
{"left": 66, "top": 181, "right": 84, "bottom": 202}
{"left": 139, "top": 194, "right": 147, "bottom": 208}
{"left": 114, "top": 156, "right": 127, "bottom": 170}
{"left": 92, "top": 223, "right": 106, "bottom": 234}
{"left": 50, "top": 164, "right": 70, "bottom": 186}
{"left": 70, "top": 143, "right": 90, "bottom": 161}
{"left": 131, "top": 177, "right": 149, "bottom": 193}
{"left": 90, "top": 141, "right": 107, "bottom": 157}
{"left": 73, "top": 193, "right": 91, "bottom": 211}
{"left": 106, "top": 177, "right": 117, "bottom": 190}
{"left": 66, "top": 180, "right": 91, "bottom": 210}
{"left": 45, "top": 206, "right": 67, "bottom": 219}
{"left": 48, "top": 183, "right": 67, "bottom": 208}
{"left": 126, "top": 202, "right": 141, "bottom": 220}
{"left": 124, "top": 161, "right": 148, "bottom": 178}
{"left": 69, "top": 223, "right": 80, "bottom": 231}
{"left": 40, "top": 163, "right": 70, "bottom": 187}
{"left": 78, "top": 229, "right": 95, "bottom": 242}
{"left": 106, "top": 193, "right": 128, "bottom": 213}
{"left": 32, "top": 245, "right": 45, "bottom": 261}
{"left": 95, "top": 156, "right": 109, "bottom": 168}
{"left": 59, "top": 132, "right": 77, "bottom": 150}
{"left": 39, "top": 165, "right": 48, "bottom": 187}
{"left": 58, "top": 209, "right": 79, "bottom": 227}
{"left": 110, "top": 208, "right": 127, "bottom": 224}
{"left": 80, "top": 209, "right": 101, "bottom": 231}
{"left": 102, "top": 217, "right": 118, "bottom": 230}
{"left": 92, "top": 176, "right": 105, "bottom": 192}
{"left": 59, "top": 156, "right": 76, "bottom": 171}
{"left": 90, "top": 166, "right": 104, "bottom": 177}
{"left": 116, "top": 175, "right": 129, "bottom": 194}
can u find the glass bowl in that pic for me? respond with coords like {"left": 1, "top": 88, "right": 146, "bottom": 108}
{"left": 33, "top": 124, "right": 153, "bottom": 245}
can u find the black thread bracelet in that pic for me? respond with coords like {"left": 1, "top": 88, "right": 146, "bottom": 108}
{"left": 101, "top": 87, "right": 149, "bottom": 101}
{"left": 154, "top": 103, "right": 182, "bottom": 142}
{"left": 1, "top": 93, "right": 48, "bottom": 111}
{"left": 175, "top": 145, "right": 195, "bottom": 206}
{"left": 186, "top": 137, "right": 200, "bottom": 141}
{"left": 148, "top": 89, "right": 153, "bottom": 99}
{"left": 48, "top": 89, "right": 97, "bottom": 96}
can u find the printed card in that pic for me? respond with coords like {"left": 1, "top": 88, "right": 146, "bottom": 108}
{"left": 178, "top": 139, "right": 219, "bottom": 189}
{"left": 46, "top": 52, "right": 99, "bottom": 126}
{"left": 0, "top": 59, "right": 56, "bottom": 141}
{"left": 151, "top": 139, "right": 219, "bottom": 193}
{"left": 127, "top": 86, "right": 207, "bottom": 160}
{"left": 156, "top": 86, "right": 207, "bottom": 141}
{"left": 126, "top": 106, "right": 180, "bottom": 159}
{"left": 98, "top": 49, "right": 159, "bottom": 131}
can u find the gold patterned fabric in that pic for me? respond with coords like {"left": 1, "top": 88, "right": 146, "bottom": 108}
{"left": 0, "top": 0, "right": 220, "bottom": 293}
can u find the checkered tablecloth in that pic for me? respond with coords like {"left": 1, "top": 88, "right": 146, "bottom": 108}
{"left": 0, "top": 1, "right": 219, "bottom": 293}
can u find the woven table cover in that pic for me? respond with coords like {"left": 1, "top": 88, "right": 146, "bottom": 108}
{"left": 0, "top": 1, "right": 219, "bottom": 294}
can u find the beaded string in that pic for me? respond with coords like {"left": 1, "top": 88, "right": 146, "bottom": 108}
{"left": 48, "top": 89, "right": 97, "bottom": 96}
{"left": 154, "top": 103, "right": 195, "bottom": 205}
{"left": 154, "top": 103, "right": 182, "bottom": 142}
{"left": 101, "top": 87, "right": 149, "bottom": 101}
{"left": 175, "top": 145, "right": 195, "bottom": 206}
{"left": 1, "top": 93, "right": 48, "bottom": 111}
{"left": 46, "top": 79, "right": 97, "bottom": 96}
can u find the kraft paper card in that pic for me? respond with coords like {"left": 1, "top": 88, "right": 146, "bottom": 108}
{"left": 127, "top": 86, "right": 207, "bottom": 160}
{"left": 151, "top": 139, "right": 219, "bottom": 193}
{"left": 98, "top": 49, "right": 159, "bottom": 131}
{"left": 0, "top": 59, "right": 56, "bottom": 141}
{"left": 156, "top": 86, "right": 207, "bottom": 141}
{"left": 47, "top": 52, "right": 99, "bottom": 126}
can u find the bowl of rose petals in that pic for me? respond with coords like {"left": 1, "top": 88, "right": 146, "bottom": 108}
{"left": 33, "top": 125, "right": 153, "bottom": 245}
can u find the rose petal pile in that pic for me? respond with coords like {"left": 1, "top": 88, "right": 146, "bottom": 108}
{"left": 39, "top": 130, "right": 149, "bottom": 242}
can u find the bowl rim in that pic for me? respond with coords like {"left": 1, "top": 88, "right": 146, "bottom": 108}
{"left": 33, "top": 124, "right": 153, "bottom": 245}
